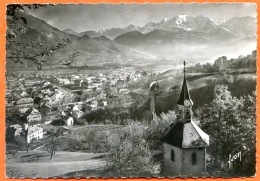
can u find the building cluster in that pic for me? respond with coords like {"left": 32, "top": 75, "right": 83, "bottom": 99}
{"left": 6, "top": 74, "right": 74, "bottom": 143}
{"left": 5, "top": 70, "right": 150, "bottom": 143}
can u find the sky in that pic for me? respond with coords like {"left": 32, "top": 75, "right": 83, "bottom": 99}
{"left": 28, "top": 3, "right": 257, "bottom": 33}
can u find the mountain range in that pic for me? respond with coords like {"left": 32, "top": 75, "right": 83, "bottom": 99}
{"left": 6, "top": 12, "right": 257, "bottom": 71}
{"left": 64, "top": 14, "right": 257, "bottom": 61}
{"left": 66, "top": 15, "right": 256, "bottom": 39}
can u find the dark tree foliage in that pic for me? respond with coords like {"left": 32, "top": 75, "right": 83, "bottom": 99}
{"left": 195, "top": 85, "right": 256, "bottom": 176}
{"left": 186, "top": 50, "right": 256, "bottom": 73}
{"left": 6, "top": 127, "right": 16, "bottom": 143}
{"left": 105, "top": 127, "right": 160, "bottom": 177}
{"left": 7, "top": 4, "right": 48, "bottom": 16}
{"left": 45, "top": 127, "right": 64, "bottom": 159}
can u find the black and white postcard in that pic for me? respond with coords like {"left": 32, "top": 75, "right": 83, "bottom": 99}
{"left": 5, "top": 3, "right": 257, "bottom": 178}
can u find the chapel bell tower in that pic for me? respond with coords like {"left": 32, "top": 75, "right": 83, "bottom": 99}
{"left": 161, "top": 61, "right": 209, "bottom": 177}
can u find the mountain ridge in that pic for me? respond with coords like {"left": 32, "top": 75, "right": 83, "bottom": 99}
{"left": 62, "top": 15, "right": 256, "bottom": 40}
{"left": 6, "top": 12, "right": 257, "bottom": 71}
{"left": 6, "top": 11, "right": 151, "bottom": 71}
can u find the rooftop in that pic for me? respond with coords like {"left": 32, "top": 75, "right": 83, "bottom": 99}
{"left": 27, "top": 125, "right": 43, "bottom": 135}
{"left": 161, "top": 120, "right": 209, "bottom": 148}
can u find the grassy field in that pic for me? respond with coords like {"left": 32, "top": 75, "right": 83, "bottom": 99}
{"left": 6, "top": 150, "right": 107, "bottom": 178}
{"left": 6, "top": 125, "right": 130, "bottom": 178}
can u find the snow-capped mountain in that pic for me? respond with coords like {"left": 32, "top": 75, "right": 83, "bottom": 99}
{"left": 63, "top": 15, "right": 256, "bottom": 40}
{"left": 112, "top": 15, "right": 256, "bottom": 59}
{"left": 139, "top": 15, "right": 219, "bottom": 33}
{"left": 220, "top": 16, "right": 257, "bottom": 37}
{"left": 60, "top": 14, "right": 257, "bottom": 60}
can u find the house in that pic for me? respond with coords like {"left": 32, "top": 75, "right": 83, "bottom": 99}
{"left": 90, "top": 100, "right": 98, "bottom": 108}
{"left": 72, "top": 104, "right": 82, "bottom": 111}
{"left": 102, "top": 100, "right": 108, "bottom": 107}
{"left": 20, "top": 91, "right": 29, "bottom": 97}
{"left": 6, "top": 102, "right": 14, "bottom": 115}
{"left": 41, "top": 81, "right": 51, "bottom": 87}
{"left": 72, "top": 110, "right": 84, "bottom": 120}
{"left": 50, "top": 91, "right": 65, "bottom": 102}
{"left": 17, "top": 83, "right": 26, "bottom": 91}
{"left": 41, "top": 88, "right": 52, "bottom": 96}
{"left": 162, "top": 62, "right": 209, "bottom": 177}
{"left": 63, "top": 116, "right": 74, "bottom": 126}
{"left": 119, "top": 88, "right": 131, "bottom": 95}
{"left": 24, "top": 80, "right": 41, "bottom": 87}
{"left": 25, "top": 124, "right": 43, "bottom": 143}
{"left": 25, "top": 108, "right": 42, "bottom": 125}
{"left": 18, "top": 107, "right": 30, "bottom": 116}
{"left": 5, "top": 89, "right": 13, "bottom": 99}
{"left": 117, "top": 79, "right": 125, "bottom": 88}
{"left": 63, "top": 79, "right": 71, "bottom": 85}
{"left": 15, "top": 98, "right": 34, "bottom": 108}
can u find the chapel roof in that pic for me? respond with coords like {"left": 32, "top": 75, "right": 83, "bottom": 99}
{"left": 161, "top": 120, "right": 209, "bottom": 148}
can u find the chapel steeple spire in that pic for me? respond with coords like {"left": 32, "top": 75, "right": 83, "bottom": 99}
{"left": 176, "top": 61, "right": 193, "bottom": 122}
{"left": 177, "top": 61, "right": 193, "bottom": 107}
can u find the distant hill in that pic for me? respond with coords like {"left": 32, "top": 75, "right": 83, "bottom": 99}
{"left": 79, "top": 30, "right": 100, "bottom": 38}
{"left": 63, "top": 28, "right": 80, "bottom": 36}
{"left": 114, "top": 28, "right": 254, "bottom": 59}
{"left": 6, "top": 12, "right": 150, "bottom": 71}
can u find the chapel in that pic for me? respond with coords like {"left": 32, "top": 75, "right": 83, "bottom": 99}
{"left": 161, "top": 61, "right": 209, "bottom": 176}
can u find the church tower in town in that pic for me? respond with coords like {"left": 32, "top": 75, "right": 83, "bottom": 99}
{"left": 162, "top": 61, "right": 209, "bottom": 177}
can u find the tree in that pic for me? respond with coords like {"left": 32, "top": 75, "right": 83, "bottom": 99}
{"left": 143, "top": 111, "right": 175, "bottom": 149}
{"left": 45, "top": 128, "right": 63, "bottom": 159}
{"left": 82, "top": 131, "right": 96, "bottom": 153}
{"left": 5, "top": 127, "right": 18, "bottom": 155}
{"left": 6, "top": 127, "right": 16, "bottom": 143}
{"left": 196, "top": 85, "right": 256, "bottom": 176}
{"left": 46, "top": 134, "right": 58, "bottom": 159}
{"left": 92, "top": 133, "right": 103, "bottom": 153}
{"left": 213, "top": 56, "right": 227, "bottom": 71}
{"left": 14, "top": 135, "right": 28, "bottom": 152}
{"left": 105, "top": 126, "right": 160, "bottom": 177}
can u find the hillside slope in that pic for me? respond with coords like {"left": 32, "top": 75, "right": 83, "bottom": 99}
{"left": 6, "top": 12, "right": 149, "bottom": 71}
